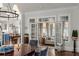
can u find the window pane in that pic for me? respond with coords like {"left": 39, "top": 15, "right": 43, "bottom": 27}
{"left": 63, "top": 21, "right": 69, "bottom": 39}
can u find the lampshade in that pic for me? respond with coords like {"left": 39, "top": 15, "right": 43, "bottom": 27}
{"left": 0, "top": 3, "right": 19, "bottom": 18}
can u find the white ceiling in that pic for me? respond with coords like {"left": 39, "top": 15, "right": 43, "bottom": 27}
{"left": 14, "top": 3, "right": 79, "bottom": 12}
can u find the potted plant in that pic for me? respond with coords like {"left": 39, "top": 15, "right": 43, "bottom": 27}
{"left": 72, "top": 30, "right": 78, "bottom": 39}
{"left": 72, "top": 30, "right": 78, "bottom": 55}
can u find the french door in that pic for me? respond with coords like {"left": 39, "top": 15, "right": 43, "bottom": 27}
{"left": 29, "top": 15, "right": 70, "bottom": 50}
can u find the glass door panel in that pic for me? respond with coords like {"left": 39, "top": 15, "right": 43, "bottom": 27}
{"left": 55, "top": 22, "right": 63, "bottom": 46}
{"left": 50, "top": 23, "right": 55, "bottom": 37}
{"left": 60, "top": 16, "right": 69, "bottom": 40}
{"left": 30, "top": 23, "right": 37, "bottom": 40}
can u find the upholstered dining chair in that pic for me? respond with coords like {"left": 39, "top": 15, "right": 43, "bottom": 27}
{"left": 40, "top": 47, "right": 48, "bottom": 56}
{"left": 29, "top": 40, "right": 38, "bottom": 49}
{"left": 34, "top": 47, "right": 48, "bottom": 56}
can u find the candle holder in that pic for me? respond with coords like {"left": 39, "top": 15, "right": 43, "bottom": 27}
{"left": 17, "top": 44, "right": 20, "bottom": 51}
{"left": 15, "top": 44, "right": 20, "bottom": 56}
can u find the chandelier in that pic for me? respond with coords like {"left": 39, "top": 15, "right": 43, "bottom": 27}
{"left": 0, "top": 3, "right": 19, "bottom": 18}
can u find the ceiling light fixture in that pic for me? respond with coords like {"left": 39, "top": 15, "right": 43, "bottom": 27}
{"left": 0, "top": 3, "right": 19, "bottom": 18}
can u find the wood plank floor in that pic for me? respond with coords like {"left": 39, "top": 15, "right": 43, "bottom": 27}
{"left": 55, "top": 51, "right": 79, "bottom": 56}
{"left": 47, "top": 46, "right": 79, "bottom": 56}
{"left": 0, "top": 44, "right": 79, "bottom": 56}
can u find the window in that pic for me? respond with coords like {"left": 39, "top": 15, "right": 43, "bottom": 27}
{"left": 60, "top": 16, "right": 69, "bottom": 40}
{"left": 30, "top": 19, "right": 35, "bottom": 23}
{"left": 63, "top": 21, "right": 69, "bottom": 40}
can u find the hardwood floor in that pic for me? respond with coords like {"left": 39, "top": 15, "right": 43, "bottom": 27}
{"left": 55, "top": 51, "right": 79, "bottom": 56}
{"left": 0, "top": 44, "right": 79, "bottom": 56}
{"left": 40, "top": 44, "right": 79, "bottom": 56}
{"left": 47, "top": 46, "right": 79, "bottom": 56}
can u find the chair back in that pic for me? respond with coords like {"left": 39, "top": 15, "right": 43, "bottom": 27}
{"left": 29, "top": 40, "right": 38, "bottom": 48}
{"left": 40, "top": 47, "right": 48, "bottom": 56}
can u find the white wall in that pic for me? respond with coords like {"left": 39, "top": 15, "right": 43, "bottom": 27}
{"left": 23, "top": 6, "right": 79, "bottom": 52}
